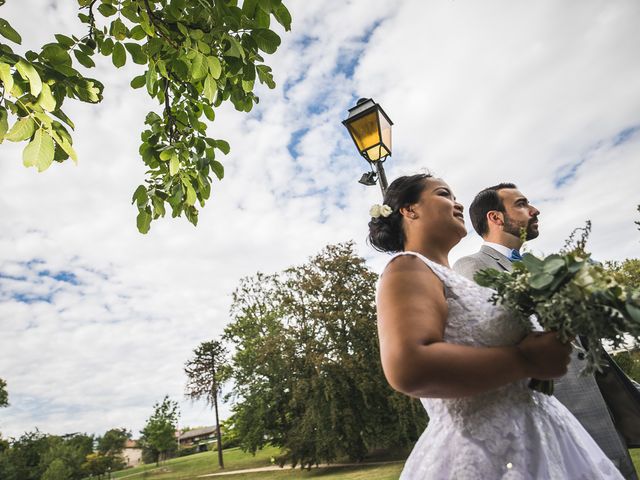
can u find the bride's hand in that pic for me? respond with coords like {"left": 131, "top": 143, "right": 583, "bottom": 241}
{"left": 516, "top": 332, "right": 572, "bottom": 380}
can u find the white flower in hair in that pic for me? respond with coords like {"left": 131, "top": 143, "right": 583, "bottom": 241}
{"left": 370, "top": 204, "right": 393, "bottom": 218}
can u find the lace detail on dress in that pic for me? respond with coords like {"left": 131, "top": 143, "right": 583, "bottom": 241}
{"left": 387, "top": 252, "right": 623, "bottom": 480}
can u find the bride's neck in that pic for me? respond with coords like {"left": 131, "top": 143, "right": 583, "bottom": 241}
{"left": 403, "top": 240, "right": 451, "bottom": 268}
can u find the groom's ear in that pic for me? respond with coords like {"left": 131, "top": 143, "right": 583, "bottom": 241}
{"left": 487, "top": 211, "right": 504, "bottom": 228}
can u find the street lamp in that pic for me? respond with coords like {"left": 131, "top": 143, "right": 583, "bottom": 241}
{"left": 342, "top": 98, "right": 393, "bottom": 196}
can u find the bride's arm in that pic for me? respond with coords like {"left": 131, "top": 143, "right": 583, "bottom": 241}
{"left": 377, "top": 255, "right": 570, "bottom": 398}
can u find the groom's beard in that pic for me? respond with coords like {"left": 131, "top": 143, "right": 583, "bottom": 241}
{"left": 503, "top": 214, "right": 539, "bottom": 240}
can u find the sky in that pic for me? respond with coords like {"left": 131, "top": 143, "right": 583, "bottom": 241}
{"left": 1, "top": 0, "right": 639, "bottom": 439}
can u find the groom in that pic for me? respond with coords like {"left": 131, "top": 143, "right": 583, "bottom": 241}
{"left": 453, "top": 183, "right": 638, "bottom": 479}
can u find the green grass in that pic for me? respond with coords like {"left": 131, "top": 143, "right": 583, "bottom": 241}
{"left": 110, "top": 447, "right": 640, "bottom": 479}
{"left": 111, "top": 445, "right": 281, "bottom": 479}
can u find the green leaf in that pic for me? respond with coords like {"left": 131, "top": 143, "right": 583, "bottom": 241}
{"left": 41, "top": 44, "right": 72, "bottom": 65}
{"left": 98, "top": 3, "right": 118, "bottom": 17}
{"left": 50, "top": 109, "right": 75, "bottom": 130}
{"left": 0, "top": 18, "right": 22, "bottom": 44}
{"left": 112, "top": 42, "right": 126, "bottom": 68}
{"left": 37, "top": 83, "right": 56, "bottom": 111}
{"left": 191, "top": 52, "right": 208, "bottom": 81}
{"left": 74, "top": 49, "right": 96, "bottom": 68}
{"left": 15, "top": 60, "right": 42, "bottom": 96}
{"left": 130, "top": 25, "right": 147, "bottom": 41}
{"left": 5, "top": 116, "right": 35, "bottom": 142}
{"left": 273, "top": 3, "right": 292, "bottom": 31}
{"left": 130, "top": 74, "right": 146, "bottom": 89}
{"left": 50, "top": 127, "right": 78, "bottom": 163}
{"left": 111, "top": 18, "right": 128, "bottom": 41}
{"left": 529, "top": 272, "right": 555, "bottom": 290}
{"left": 0, "top": 61, "right": 13, "bottom": 94}
{"left": 132, "top": 185, "right": 148, "bottom": 207}
{"left": 22, "top": 128, "right": 55, "bottom": 172}
{"left": 202, "top": 104, "right": 215, "bottom": 121}
{"left": 211, "top": 159, "right": 224, "bottom": 180}
{"left": 252, "top": 29, "right": 281, "bottom": 54}
{"left": 225, "top": 35, "right": 245, "bottom": 59}
{"left": 206, "top": 56, "right": 222, "bottom": 79}
{"left": 0, "top": 107, "right": 8, "bottom": 142}
{"left": 125, "top": 43, "right": 147, "bottom": 64}
{"left": 169, "top": 153, "right": 179, "bottom": 176}
{"left": 54, "top": 34, "right": 75, "bottom": 49}
{"left": 203, "top": 75, "right": 217, "bottom": 102}
{"left": 185, "top": 183, "right": 197, "bottom": 206}
{"left": 216, "top": 139, "right": 230, "bottom": 155}
{"left": 242, "top": 0, "right": 258, "bottom": 17}
{"left": 521, "top": 252, "right": 544, "bottom": 273}
{"left": 543, "top": 255, "right": 565, "bottom": 274}
{"left": 136, "top": 210, "right": 152, "bottom": 234}
{"left": 255, "top": 8, "right": 270, "bottom": 28}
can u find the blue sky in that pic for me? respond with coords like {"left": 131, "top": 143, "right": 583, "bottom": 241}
{"left": 1, "top": 0, "right": 639, "bottom": 439}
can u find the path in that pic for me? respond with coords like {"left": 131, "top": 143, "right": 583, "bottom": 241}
{"left": 198, "top": 461, "right": 402, "bottom": 477}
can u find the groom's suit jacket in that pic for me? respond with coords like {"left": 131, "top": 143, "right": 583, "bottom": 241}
{"left": 453, "top": 245, "right": 639, "bottom": 480}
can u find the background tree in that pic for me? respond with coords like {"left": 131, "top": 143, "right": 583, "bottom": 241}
{"left": 184, "top": 339, "right": 230, "bottom": 468}
{"left": 0, "top": 0, "right": 291, "bottom": 233}
{"left": 96, "top": 427, "right": 131, "bottom": 471}
{"left": 139, "top": 395, "right": 180, "bottom": 465}
{"left": 0, "top": 431, "right": 93, "bottom": 480}
{"left": 0, "top": 377, "right": 7, "bottom": 407}
{"left": 224, "top": 242, "right": 428, "bottom": 468}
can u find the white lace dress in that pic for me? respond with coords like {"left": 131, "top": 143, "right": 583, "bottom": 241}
{"left": 387, "top": 252, "right": 624, "bottom": 480}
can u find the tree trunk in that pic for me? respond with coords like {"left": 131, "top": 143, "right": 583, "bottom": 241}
{"left": 213, "top": 389, "right": 224, "bottom": 468}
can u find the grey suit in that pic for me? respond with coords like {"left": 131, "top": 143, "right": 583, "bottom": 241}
{"left": 453, "top": 245, "right": 638, "bottom": 480}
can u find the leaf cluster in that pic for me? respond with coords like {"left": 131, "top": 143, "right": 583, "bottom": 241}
{"left": 223, "top": 242, "right": 426, "bottom": 468}
{"left": 0, "top": 0, "right": 291, "bottom": 232}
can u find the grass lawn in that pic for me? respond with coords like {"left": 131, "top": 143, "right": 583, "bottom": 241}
{"left": 109, "top": 447, "right": 640, "bottom": 479}
{"left": 629, "top": 448, "right": 640, "bottom": 473}
{"left": 111, "top": 445, "right": 281, "bottom": 479}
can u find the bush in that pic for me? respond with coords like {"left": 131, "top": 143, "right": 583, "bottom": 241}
{"left": 176, "top": 446, "right": 197, "bottom": 457}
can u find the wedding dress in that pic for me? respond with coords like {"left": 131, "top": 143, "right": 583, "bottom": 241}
{"left": 388, "top": 252, "right": 624, "bottom": 480}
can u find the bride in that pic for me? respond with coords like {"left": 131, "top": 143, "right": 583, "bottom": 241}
{"left": 369, "top": 173, "right": 624, "bottom": 479}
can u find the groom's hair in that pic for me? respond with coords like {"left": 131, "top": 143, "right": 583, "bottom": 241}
{"left": 469, "top": 183, "right": 517, "bottom": 237}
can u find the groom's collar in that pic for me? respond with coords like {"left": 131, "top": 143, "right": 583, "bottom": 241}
{"left": 482, "top": 241, "right": 513, "bottom": 259}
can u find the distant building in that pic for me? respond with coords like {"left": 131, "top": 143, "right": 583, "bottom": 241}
{"left": 178, "top": 426, "right": 218, "bottom": 452}
{"left": 121, "top": 439, "right": 143, "bottom": 467}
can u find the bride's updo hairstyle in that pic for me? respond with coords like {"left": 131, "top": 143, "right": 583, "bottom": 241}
{"left": 368, "top": 173, "right": 433, "bottom": 253}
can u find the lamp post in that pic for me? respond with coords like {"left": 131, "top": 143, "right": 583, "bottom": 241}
{"left": 342, "top": 98, "right": 393, "bottom": 197}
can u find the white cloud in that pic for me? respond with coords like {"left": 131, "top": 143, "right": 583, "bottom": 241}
{"left": 1, "top": 0, "right": 639, "bottom": 439}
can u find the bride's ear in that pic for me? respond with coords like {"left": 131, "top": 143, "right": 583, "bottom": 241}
{"left": 400, "top": 205, "right": 417, "bottom": 220}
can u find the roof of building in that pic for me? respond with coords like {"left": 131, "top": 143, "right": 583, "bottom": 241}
{"left": 178, "top": 426, "right": 217, "bottom": 440}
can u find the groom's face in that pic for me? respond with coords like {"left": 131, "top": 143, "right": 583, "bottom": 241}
{"left": 498, "top": 188, "right": 540, "bottom": 240}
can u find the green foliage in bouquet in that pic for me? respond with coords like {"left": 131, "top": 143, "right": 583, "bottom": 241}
{"left": 475, "top": 222, "right": 640, "bottom": 394}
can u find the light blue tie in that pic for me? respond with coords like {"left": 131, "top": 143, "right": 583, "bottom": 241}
{"left": 510, "top": 250, "right": 523, "bottom": 261}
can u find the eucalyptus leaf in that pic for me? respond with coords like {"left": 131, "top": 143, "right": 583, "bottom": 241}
{"left": 529, "top": 272, "right": 555, "bottom": 290}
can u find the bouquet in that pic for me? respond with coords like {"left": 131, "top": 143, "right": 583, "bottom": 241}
{"left": 475, "top": 222, "right": 640, "bottom": 395}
